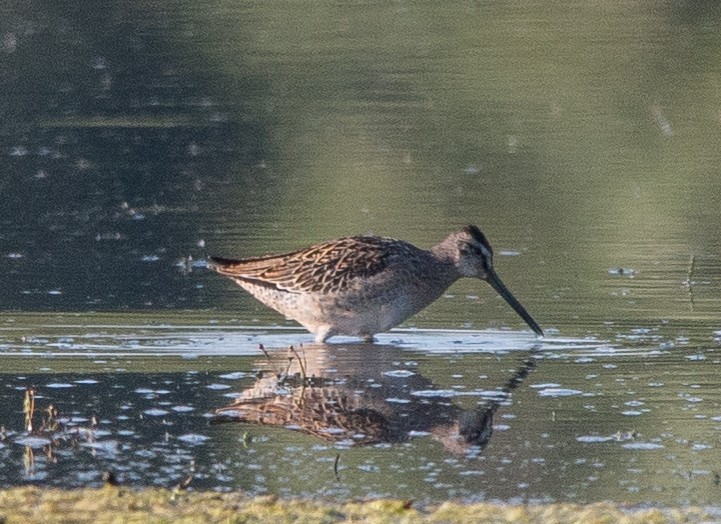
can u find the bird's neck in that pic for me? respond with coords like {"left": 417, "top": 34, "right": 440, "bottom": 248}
{"left": 426, "top": 246, "right": 462, "bottom": 285}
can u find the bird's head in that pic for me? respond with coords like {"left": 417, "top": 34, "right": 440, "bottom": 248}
{"left": 439, "top": 225, "right": 544, "bottom": 337}
{"left": 452, "top": 225, "right": 495, "bottom": 279}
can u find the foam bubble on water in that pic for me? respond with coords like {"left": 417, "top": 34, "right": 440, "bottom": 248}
{"left": 537, "top": 388, "right": 583, "bottom": 397}
{"left": 81, "top": 440, "right": 119, "bottom": 453}
{"left": 15, "top": 435, "right": 52, "bottom": 448}
{"left": 177, "top": 433, "right": 210, "bottom": 444}
{"left": 692, "top": 443, "right": 713, "bottom": 451}
{"left": 382, "top": 369, "right": 416, "bottom": 378}
{"left": 411, "top": 389, "right": 456, "bottom": 398}
{"left": 577, "top": 435, "right": 614, "bottom": 443}
{"left": 622, "top": 442, "right": 664, "bottom": 450}
{"left": 608, "top": 267, "right": 637, "bottom": 277}
{"left": 143, "top": 408, "right": 169, "bottom": 416}
{"left": 681, "top": 395, "right": 704, "bottom": 403}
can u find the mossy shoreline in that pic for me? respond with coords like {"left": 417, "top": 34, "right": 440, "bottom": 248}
{"left": 0, "top": 487, "right": 715, "bottom": 523}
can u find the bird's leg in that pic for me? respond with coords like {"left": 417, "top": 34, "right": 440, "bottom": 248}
{"left": 314, "top": 326, "right": 333, "bottom": 344}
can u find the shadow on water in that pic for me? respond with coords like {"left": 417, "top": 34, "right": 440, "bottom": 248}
{"left": 213, "top": 344, "right": 538, "bottom": 456}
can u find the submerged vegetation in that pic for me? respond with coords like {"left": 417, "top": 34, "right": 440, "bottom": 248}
{"left": 11, "top": 387, "right": 100, "bottom": 480}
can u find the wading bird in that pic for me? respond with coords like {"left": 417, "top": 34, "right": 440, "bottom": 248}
{"left": 209, "top": 225, "right": 543, "bottom": 343}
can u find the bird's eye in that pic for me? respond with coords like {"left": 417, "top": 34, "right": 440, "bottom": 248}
{"left": 460, "top": 244, "right": 483, "bottom": 257}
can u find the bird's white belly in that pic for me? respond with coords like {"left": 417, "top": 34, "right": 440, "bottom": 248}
{"left": 324, "top": 299, "right": 413, "bottom": 337}
{"left": 236, "top": 274, "right": 448, "bottom": 341}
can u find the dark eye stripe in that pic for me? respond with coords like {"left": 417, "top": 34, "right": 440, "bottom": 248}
{"left": 480, "top": 252, "right": 492, "bottom": 272}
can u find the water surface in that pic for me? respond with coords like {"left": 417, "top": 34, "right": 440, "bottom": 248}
{"left": 1, "top": 318, "right": 721, "bottom": 506}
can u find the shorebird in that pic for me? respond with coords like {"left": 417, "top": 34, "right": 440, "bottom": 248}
{"left": 209, "top": 225, "right": 543, "bottom": 343}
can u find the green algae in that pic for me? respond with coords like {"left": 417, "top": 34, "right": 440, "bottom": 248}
{"left": 0, "top": 488, "right": 713, "bottom": 524}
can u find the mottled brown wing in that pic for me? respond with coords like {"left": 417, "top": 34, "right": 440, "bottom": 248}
{"left": 209, "top": 236, "right": 405, "bottom": 294}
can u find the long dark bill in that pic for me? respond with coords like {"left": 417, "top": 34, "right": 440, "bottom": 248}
{"left": 486, "top": 270, "right": 544, "bottom": 337}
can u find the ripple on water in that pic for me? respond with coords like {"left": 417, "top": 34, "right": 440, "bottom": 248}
{"left": 410, "top": 389, "right": 507, "bottom": 399}
{"left": 608, "top": 267, "right": 637, "bottom": 277}
{"left": 692, "top": 443, "right": 713, "bottom": 451}
{"left": 536, "top": 388, "right": 583, "bottom": 397}
{"left": 177, "top": 433, "right": 210, "bottom": 444}
{"left": 621, "top": 442, "right": 665, "bottom": 450}
{"left": 81, "top": 440, "right": 119, "bottom": 453}
{"left": 143, "top": 408, "right": 169, "bottom": 416}
{"left": 577, "top": 435, "right": 615, "bottom": 443}
{"left": 14, "top": 435, "right": 52, "bottom": 448}
{"left": 411, "top": 389, "right": 457, "bottom": 398}
{"left": 382, "top": 370, "right": 416, "bottom": 378}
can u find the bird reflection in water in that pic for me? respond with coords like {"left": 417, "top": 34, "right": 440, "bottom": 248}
{"left": 213, "top": 345, "right": 536, "bottom": 455}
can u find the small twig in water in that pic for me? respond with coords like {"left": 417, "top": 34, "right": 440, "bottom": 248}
{"left": 289, "top": 345, "right": 308, "bottom": 381}
{"left": 23, "top": 387, "right": 36, "bottom": 432}
{"left": 259, "top": 344, "right": 271, "bottom": 360}
{"left": 23, "top": 446, "right": 35, "bottom": 475}
{"left": 334, "top": 453, "right": 341, "bottom": 482}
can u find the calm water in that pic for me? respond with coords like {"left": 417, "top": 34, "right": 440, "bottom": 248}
{"left": 1, "top": 0, "right": 721, "bottom": 508}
